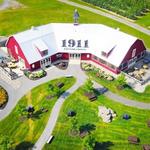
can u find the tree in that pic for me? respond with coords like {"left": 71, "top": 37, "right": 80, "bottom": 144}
{"left": 0, "top": 134, "right": 14, "bottom": 150}
{"left": 70, "top": 117, "right": 79, "bottom": 135}
{"left": 116, "top": 74, "right": 127, "bottom": 89}
{"left": 26, "top": 106, "right": 35, "bottom": 118}
{"left": 49, "top": 84, "right": 61, "bottom": 97}
{"left": 84, "top": 79, "right": 93, "bottom": 92}
{"left": 83, "top": 134, "right": 96, "bottom": 150}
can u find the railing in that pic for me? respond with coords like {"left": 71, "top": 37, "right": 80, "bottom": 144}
{"left": 0, "top": 66, "right": 18, "bottom": 80}
{"left": 121, "top": 71, "right": 146, "bottom": 85}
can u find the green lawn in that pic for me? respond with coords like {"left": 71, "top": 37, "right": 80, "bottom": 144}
{"left": 87, "top": 70, "right": 150, "bottom": 103}
{"left": 43, "top": 85, "right": 150, "bottom": 150}
{"left": 0, "top": 77, "right": 76, "bottom": 149}
{"left": 0, "top": 0, "right": 149, "bottom": 48}
{"left": 0, "top": 0, "right": 3, "bottom": 5}
{"left": 136, "top": 12, "right": 150, "bottom": 29}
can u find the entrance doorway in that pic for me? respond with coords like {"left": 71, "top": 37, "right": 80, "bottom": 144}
{"left": 40, "top": 57, "right": 51, "bottom": 68}
{"left": 70, "top": 53, "right": 81, "bottom": 59}
{"left": 69, "top": 53, "right": 81, "bottom": 64}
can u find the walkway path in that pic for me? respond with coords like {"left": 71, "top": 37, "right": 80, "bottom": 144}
{"left": 58, "top": 0, "right": 150, "bottom": 36}
{"left": 0, "top": 65, "right": 87, "bottom": 120}
{"left": 0, "top": 0, "right": 10, "bottom": 10}
{"left": 93, "top": 81, "right": 150, "bottom": 109}
{"left": 33, "top": 77, "right": 84, "bottom": 150}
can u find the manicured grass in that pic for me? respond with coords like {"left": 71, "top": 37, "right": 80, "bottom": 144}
{"left": 0, "top": 0, "right": 3, "bottom": 5}
{"left": 43, "top": 85, "right": 150, "bottom": 150}
{"left": 0, "top": 0, "right": 149, "bottom": 48}
{"left": 136, "top": 12, "right": 150, "bottom": 29}
{"left": 0, "top": 77, "right": 76, "bottom": 149}
{"left": 87, "top": 71, "right": 150, "bottom": 103}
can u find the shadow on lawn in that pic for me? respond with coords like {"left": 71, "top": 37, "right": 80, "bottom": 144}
{"left": 79, "top": 123, "right": 96, "bottom": 133}
{"left": 15, "top": 141, "right": 34, "bottom": 150}
{"left": 94, "top": 141, "right": 114, "bottom": 150}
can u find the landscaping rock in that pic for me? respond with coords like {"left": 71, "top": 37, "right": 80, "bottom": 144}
{"left": 98, "top": 106, "right": 116, "bottom": 123}
{"left": 107, "top": 76, "right": 114, "bottom": 81}
{"left": 147, "top": 120, "right": 150, "bottom": 128}
{"left": 128, "top": 136, "right": 140, "bottom": 144}
{"left": 143, "top": 144, "right": 150, "bottom": 150}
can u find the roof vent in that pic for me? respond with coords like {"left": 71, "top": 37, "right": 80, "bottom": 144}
{"left": 31, "top": 26, "right": 37, "bottom": 31}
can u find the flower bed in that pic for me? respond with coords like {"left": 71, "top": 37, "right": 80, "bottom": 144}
{"left": 81, "top": 62, "right": 114, "bottom": 81}
{"left": 24, "top": 69, "right": 47, "bottom": 80}
{"left": 0, "top": 86, "right": 8, "bottom": 108}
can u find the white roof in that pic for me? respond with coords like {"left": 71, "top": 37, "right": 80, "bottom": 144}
{"left": 12, "top": 23, "right": 137, "bottom": 66}
{"left": 32, "top": 39, "right": 48, "bottom": 52}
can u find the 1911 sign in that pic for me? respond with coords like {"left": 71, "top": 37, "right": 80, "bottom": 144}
{"left": 62, "top": 39, "right": 89, "bottom": 48}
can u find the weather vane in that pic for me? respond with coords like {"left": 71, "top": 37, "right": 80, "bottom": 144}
{"left": 73, "top": 9, "right": 80, "bottom": 25}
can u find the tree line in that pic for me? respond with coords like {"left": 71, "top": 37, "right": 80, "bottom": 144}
{"left": 82, "top": 0, "right": 150, "bottom": 19}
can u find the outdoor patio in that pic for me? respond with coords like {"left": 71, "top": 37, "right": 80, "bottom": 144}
{"left": 123, "top": 53, "right": 150, "bottom": 91}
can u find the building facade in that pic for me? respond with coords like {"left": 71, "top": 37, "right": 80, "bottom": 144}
{"left": 6, "top": 23, "right": 146, "bottom": 74}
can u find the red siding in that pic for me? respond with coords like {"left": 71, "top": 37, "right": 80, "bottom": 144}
{"left": 121, "top": 39, "right": 146, "bottom": 64}
{"left": 6, "top": 36, "right": 30, "bottom": 69}
{"left": 91, "top": 55, "right": 120, "bottom": 74}
{"left": 51, "top": 53, "right": 58, "bottom": 63}
{"left": 81, "top": 53, "right": 91, "bottom": 60}
{"left": 62, "top": 53, "right": 69, "bottom": 60}
{"left": 51, "top": 53, "right": 69, "bottom": 63}
{"left": 30, "top": 61, "right": 41, "bottom": 71}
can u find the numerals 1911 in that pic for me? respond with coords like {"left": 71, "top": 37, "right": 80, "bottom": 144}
{"left": 62, "top": 39, "right": 89, "bottom": 48}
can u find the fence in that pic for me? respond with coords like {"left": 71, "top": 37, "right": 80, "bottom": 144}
{"left": 121, "top": 71, "right": 146, "bottom": 85}
{"left": 0, "top": 66, "right": 18, "bottom": 80}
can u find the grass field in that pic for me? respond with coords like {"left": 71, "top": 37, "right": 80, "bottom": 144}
{"left": 43, "top": 86, "right": 150, "bottom": 150}
{"left": 0, "top": 77, "right": 76, "bottom": 149}
{"left": 0, "top": 0, "right": 3, "bottom": 5}
{"left": 87, "top": 71, "right": 150, "bottom": 103}
{"left": 0, "top": 0, "right": 149, "bottom": 48}
{"left": 72, "top": 0, "right": 150, "bottom": 30}
{"left": 136, "top": 12, "right": 150, "bottom": 29}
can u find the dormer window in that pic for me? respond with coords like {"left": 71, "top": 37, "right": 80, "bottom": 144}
{"left": 132, "top": 49, "right": 136, "bottom": 58}
{"left": 101, "top": 51, "right": 107, "bottom": 57}
{"left": 101, "top": 45, "right": 116, "bottom": 58}
{"left": 32, "top": 39, "right": 48, "bottom": 57}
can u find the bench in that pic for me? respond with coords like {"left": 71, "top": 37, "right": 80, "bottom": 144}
{"left": 143, "top": 144, "right": 150, "bottom": 150}
{"left": 56, "top": 82, "right": 64, "bottom": 88}
{"left": 84, "top": 92, "right": 97, "bottom": 101}
{"left": 128, "top": 136, "right": 139, "bottom": 144}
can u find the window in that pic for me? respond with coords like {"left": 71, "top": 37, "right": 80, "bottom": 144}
{"left": 32, "top": 64, "right": 35, "bottom": 69}
{"left": 93, "top": 56, "right": 98, "bottom": 60}
{"left": 42, "top": 50, "right": 48, "bottom": 56}
{"left": 119, "top": 62, "right": 127, "bottom": 70}
{"left": 132, "top": 49, "right": 136, "bottom": 58}
{"left": 141, "top": 51, "right": 145, "bottom": 57}
{"left": 56, "top": 53, "right": 62, "bottom": 58}
{"left": 15, "top": 45, "right": 18, "bottom": 55}
{"left": 107, "top": 62, "right": 116, "bottom": 69}
{"left": 137, "top": 54, "right": 141, "bottom": 59}
{"left": 101, "top": 51, "right": 107, "bottom": 57}
{"left": 33, "top": 39, "right": 48, "bottom": 57}
{"left": 87, "top": 54, "right": 90, "bottom": 58}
